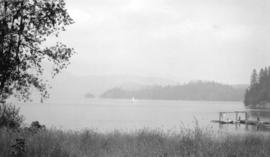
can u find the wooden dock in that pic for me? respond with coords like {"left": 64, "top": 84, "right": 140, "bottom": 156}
{"left": 211, "top": 111, "right": 270, "bottom": 128}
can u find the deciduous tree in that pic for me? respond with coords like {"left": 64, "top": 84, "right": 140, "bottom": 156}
{"left": 0, "top": 0, "right": 75, "bottom": 102}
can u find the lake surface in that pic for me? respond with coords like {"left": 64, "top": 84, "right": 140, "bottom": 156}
{"left": 17, "top": 99, "right": 270, "bottom": 132}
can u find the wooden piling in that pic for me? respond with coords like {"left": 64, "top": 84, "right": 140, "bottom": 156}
{"left": 219, "top": 112, "right": 223, "bottom": 121}
{"left": 245, "top": 112, "right": 248, "bottom": 123}
{"left": 235, "top": 112, "right": 238, "bottom": 122}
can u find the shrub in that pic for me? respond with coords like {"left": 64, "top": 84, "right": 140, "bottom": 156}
{"left": 28, "top": 121, "right": 46, "bottom": 133}
{"left": 0, "top": 103, "right": 24, "bottom": 129}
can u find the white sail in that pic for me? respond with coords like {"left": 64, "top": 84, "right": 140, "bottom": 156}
{"left": 131, "top": 97, "right": 135, "bottom": 103}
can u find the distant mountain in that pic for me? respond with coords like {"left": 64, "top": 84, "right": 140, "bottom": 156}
{"left": 101, "top": 81, "right": 246, "bottom": 101}
{"left": 46, "top": 72, "right": 176, "bottom": 102}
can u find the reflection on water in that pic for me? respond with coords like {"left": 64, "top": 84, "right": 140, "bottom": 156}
{"left": 17, "top": 99, "right": 270, "bottom": 133}
{"left": 218, "top": 121, "right": 270, "bottom": 132}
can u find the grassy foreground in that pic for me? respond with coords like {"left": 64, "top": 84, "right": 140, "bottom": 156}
{"left": 0, "top": 126, "right": 270, "bottom": 157}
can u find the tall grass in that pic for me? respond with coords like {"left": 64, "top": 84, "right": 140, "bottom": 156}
{"left": 0, "top": 126, "right": 270, "bottom": 157}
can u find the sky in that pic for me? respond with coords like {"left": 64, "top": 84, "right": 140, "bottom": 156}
{"left": 51, "top": 0, "right": 270, "bottom": 84}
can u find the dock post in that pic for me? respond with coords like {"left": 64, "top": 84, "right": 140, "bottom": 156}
{"left": 245, "top": 112, "right": 248, "bottom": 130}
{"left": 257, "top": 112, "right": 260, "bottom": 122}
{"left": 245, "top": 112, "right": 248, "bottom": 122}
{"left": 219, "top": 112, "right": 223, "bottom": 129}
{"left": 235, "top": 112, "right": 238, "bottom": 122}
{"left": 235, "top": 112, "right": 239, "bottom": 130}
{"left": 219, "top": 112, "right": 222, "bottom": 121}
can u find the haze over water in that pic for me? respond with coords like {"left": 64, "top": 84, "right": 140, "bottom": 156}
{"left": 18, "top": 99, "right": 270, "bottom": 132}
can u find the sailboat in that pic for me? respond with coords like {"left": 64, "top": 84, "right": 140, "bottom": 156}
{"left": 131, "top": 97, "right": 136, "bottom": 103}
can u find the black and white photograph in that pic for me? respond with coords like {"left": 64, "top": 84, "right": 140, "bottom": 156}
{"left": 1, "top": 0, "right": 270, "bottom": 156}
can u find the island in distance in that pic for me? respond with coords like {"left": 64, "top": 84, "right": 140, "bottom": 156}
{"left": 101, "top": 81, "right": 247, "bottom": 101}
{"left": 85, "top": 93, "right": 95, "bottom": 98}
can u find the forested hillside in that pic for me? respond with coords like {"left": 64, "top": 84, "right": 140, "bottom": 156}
{"left": 101, "top": 81, "right": 245, "bottom": 101}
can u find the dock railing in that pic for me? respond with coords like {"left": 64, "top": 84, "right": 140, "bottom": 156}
{"left": 219, "top": 111, "right": 249, "bottom": 123}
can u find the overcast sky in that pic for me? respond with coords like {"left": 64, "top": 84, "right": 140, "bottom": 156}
{"left": 52, "top": 0, "right": 270, "bottom": 84}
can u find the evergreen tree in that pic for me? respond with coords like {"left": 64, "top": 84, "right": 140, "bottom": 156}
{"left": 244, "top": 89, "right": 250, "bottom": 105}
{"left": 250, "top": 69, "right": 258, "bottom": 87}
{"left": 244, "top": 66, "right": 270, "bottom": 106}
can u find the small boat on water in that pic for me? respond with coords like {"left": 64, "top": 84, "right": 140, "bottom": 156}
{"left": 131, "top": 97, "right": 136, "bottom": 103}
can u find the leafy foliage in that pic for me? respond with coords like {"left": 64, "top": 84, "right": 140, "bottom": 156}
{"left": 29, "top": 121, "right": 45, "bottom": 133}
{"left": 244, "top": 67, "right": 270, "bottom": 106}
{"left": 0, "top": 103, "right": 24, "bottom": 129}
{"left": 0, "top": 0, "right": 75, "bottom": 102}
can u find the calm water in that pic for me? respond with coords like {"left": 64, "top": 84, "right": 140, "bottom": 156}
{"left": 18, "top": 99, "right": 270, "bottom": 132}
